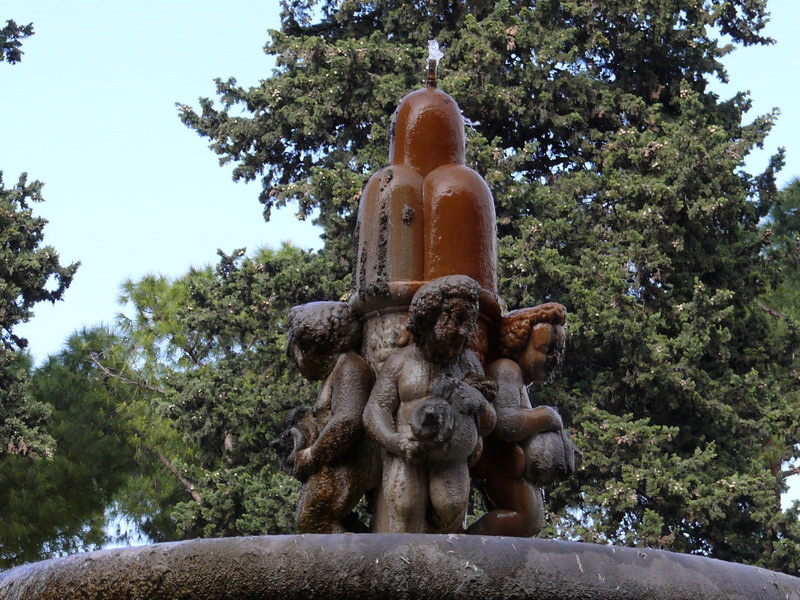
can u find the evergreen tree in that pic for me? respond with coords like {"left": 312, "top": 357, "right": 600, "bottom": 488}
{"left": 0, "top": 171, "right": 77, "bottom": 458}
{"left": 765, "top": 177, "right": 800, "bottom": 320}
{"left": 1, "top": 23, "right": 79, "bottom": 459}
{"left": 0, "top": 330, "right": 134, "bottom": 567}
{"left": 0, "top": 326, "right": 198, "bottom": 569}
{"left": 175, "top": 0, "right": 800, "bottom": 572}
{"left": 1, "top": 244, "right": 344, "bottom": 565}
{"left": 756, "top": 176, "right": 800, "bottom": 575}
{"left": 120, "top": 245, "right": 349, "bottom": 536}
{"left": 0, "top": 20, "right": 33, "bottom": 65}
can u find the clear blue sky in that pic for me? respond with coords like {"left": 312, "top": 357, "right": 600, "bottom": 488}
{"left": 3, "top": 1, "right": 799, "bottom": 505}
{"left": 3, "top": 1, "right": 323, "bottom": 365}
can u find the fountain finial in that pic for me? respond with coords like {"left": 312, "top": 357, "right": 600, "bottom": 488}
{"left": 427, "top": 39, "right": 443, "bottom": 87}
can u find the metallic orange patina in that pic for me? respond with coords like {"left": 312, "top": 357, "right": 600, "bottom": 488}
{"left": 353, "top": 77, "right": 499, "bottom": 363}
{"left": 355, "top": 164, "right": 425, "bottom": 293}
{"left": 389, "top": 86, "right": 465, "bottom": 177}
{"left": 423, "top": 163, "right": 496, "bottom": 293}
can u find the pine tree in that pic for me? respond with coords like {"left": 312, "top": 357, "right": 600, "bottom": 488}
{"left": 1, "top": 243, "right": 349, "bottom": 565}
{"left": 0, "top": 326, "right": 201, "bottom": 569}
{"left": 176, "top": 0, "right": 800, "bottom": 571}
{"left": 88, "top": 245, "right": 350, "bottom": 537}
{"left": 765, "top": 178, "right": 800, "bottom": 321}
{"left": 0, "top": 330, "right": 135, "bottom": 567}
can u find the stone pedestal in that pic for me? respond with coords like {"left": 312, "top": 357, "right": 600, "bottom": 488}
{"left": 2, "top": 535, "right": 799, "bottom": 600}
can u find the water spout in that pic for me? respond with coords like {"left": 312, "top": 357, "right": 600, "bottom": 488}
{"left": 427, "top": 39, "right": 444, "bottom": 88}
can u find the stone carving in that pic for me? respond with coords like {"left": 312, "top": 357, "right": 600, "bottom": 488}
{"left": 468, "top": 303, "right": 580, "bottom": 537}
{"left": 363, "top": 276, "right": 496, "bottom": 533}
{"left": 278, "top": 48, "right": 578, "bottom": 536}
{"left": 278, "top": 301, "right": 380, "bottom": 533}
{"left": 270, "top": 405, "right": 317, "bottom": 475}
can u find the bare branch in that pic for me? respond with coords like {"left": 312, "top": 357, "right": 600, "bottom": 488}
{"left": 87, "top": 354, "right": 201, "bottom": 503}
{"left": 149, "top": 446, "right": 202, "bottom": 504}
{"left": 756, "top": 299, "right": 785, "bottom": 319}
{"left": 224, "top": 431, "right": 234, "bottom": 467}
{"left": 89, "top": 352, "right": 165, "bottom": 394}
{"left": 782, "top": 465, "right": 800, "bottom": 478}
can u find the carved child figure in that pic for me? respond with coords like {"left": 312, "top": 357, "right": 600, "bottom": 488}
{"left": 468, "top": 302, "right": 580, "bottom": 537}
{"left": 284, "top": 301, "right": 379, "bottom": 533}
{"left": 363, "top": 276, "right": 496, "bottom": 533}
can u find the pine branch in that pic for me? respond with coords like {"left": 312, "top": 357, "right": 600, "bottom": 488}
{"left": 88, "top": 355, "right": 200, "bottom": 502}
{"left": 88, "top": 352, "right": 166, "bottom": 394}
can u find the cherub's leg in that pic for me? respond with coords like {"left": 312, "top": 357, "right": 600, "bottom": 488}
{"left": 296, "top": 466, "right": 347, "bottom": 534}
{"left": 370, "top": 481, "right": 391, "bottom": 532}
{"left": 428, "top": 461, "right": 470, "bottom": 533}
{"left": 330, "top": 460, "right": 374, "bottom": 533}
{"left": 382, "top": 454, "right": 427, "bottom": 533}
{"left": 466, "top": 479, "right": 543, "bottom": 537}
{"left": 467, "top": 439, "right": 543, "bottom": 537}
{"left": 298, "top": 453, "right": 378, "bottom": 533}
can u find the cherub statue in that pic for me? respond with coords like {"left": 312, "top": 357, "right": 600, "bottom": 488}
{"left": 467, "top": 302, "right": 580, "bottom": 537}
{"left": 278, "top": 301, "right": 380, "bottom": 533}
{"left": 363, "top": 276, "right": 496, "bottom": 533}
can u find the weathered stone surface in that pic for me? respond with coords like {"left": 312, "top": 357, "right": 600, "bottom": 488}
{"left": 2, "top": 535, "right": 799, "bottom": 600}
{"left": 363, "top": 276, "right": 495, "bottom": 533}
{"left": 280, "top": 301, "right": 380, "bottom": 534}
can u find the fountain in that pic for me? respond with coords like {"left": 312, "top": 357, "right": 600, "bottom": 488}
{"left": 2, "top": 42, "right": 799, "bottom": 600}
{"left": 278, "top": 40, "right": 577, "bottom": 537}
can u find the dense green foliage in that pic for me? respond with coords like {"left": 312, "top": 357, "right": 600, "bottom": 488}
{"left": 0, "top": 330, "right": 134, "bottom": 567}
{"left": 0, "top": 173, "right": 78, "bottom": 353}
{"left": 0, "top": 325, "right": 196, "bottom": 568}
{"left": 765, "top": 178, "right": 800, "bottom": 321}
{"left": 122, "top": 246, "right": 348, "bottom": 536}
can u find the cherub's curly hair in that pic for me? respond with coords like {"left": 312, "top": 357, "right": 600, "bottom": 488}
{"left": 408, "top": 275, "right": 481, "bottom": 349}
{"left": 286, "top": 301, "right": 360, "bottom": 357}
{"left": 497, "top": 303, "right": 567, "bottom": 360}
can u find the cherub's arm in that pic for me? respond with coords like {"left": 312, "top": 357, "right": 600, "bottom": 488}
{"left": 460, "top": 350, "right": 496, "bottom": 436}
{"left": 363, "top": 351, "right": 410, "bottom": 456}
{"left": 476, "top": 399, "right": 497, "bottom": 438}
{"left": 525, "top": 302, "right": 566, "bottom": 325}
{"left": 301, "top": 352, "right": 375, "bottom": 470}
{"left": 487, "top": 359, "right": 562, "bottom": 443}
{"left": 461, "top": 348, "right": 484, "bottom": 376}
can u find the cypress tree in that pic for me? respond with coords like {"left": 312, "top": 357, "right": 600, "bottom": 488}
{"left": 163, "top": 0, "right": 800, "bottom": 571}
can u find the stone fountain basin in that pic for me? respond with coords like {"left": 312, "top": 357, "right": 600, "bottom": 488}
{"left": 1, "top": 534, "right": 799, "bottom": 599}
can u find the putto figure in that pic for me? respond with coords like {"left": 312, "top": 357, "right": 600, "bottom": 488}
{"left": 363, "top": 276, "right": 496, "bottom": 533}
{"left": 281, "top": 301, "right": 379, "bottom": 533}
{"left": 468, "top": 303, "right": 580, "bottom": 537}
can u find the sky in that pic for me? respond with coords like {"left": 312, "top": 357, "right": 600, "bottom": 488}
{"left": 2, "top": 1, "right": 799, "bottom": 506}
{"left": 3, "top": 1, "right": 323, "bottom": 364}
